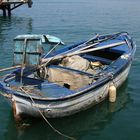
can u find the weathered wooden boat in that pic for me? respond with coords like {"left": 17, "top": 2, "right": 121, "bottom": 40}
{"left": 0, "top": 32, "right": 136, "bottom": 120}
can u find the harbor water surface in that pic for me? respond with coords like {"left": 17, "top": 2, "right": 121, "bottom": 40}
{"left": 0, "top": 0, "right": 140, "bottom": 140}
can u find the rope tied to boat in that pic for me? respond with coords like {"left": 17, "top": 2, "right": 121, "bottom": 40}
{"left": 107, "top": 72, "right": 118, "bottom": 88}
{"left": 108, "top": 72, "right": 114, "bottom": 80}
{"left": 19, "top": 87, "right": 76, "bottom": 140}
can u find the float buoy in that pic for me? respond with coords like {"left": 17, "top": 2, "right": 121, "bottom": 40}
{"left": 109, "top": 83, "right": 116, "bottom": 102}
{"left": 12, "top": 100, "right": 22, "bottom": 122}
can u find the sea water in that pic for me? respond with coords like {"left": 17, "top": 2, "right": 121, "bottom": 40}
{"left": 0, "top": 0, "right": 140, "bottom": 140}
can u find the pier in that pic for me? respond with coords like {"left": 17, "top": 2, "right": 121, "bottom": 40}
{"left": 0, "top": 0, "right": 33, "bottom": 16}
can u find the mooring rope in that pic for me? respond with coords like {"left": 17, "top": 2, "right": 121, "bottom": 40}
{"left": 19, "top": 87, "right": 76, "bottom": 140}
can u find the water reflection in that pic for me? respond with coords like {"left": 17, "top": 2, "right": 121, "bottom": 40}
{"left": 0, "top": 16, "right": 33, "bottom": 67}
{"left": 0, "top": 16, "right": 33, "bottom": 43}
{"left": 4, "top": 80, "right": 132, "bottom": 140}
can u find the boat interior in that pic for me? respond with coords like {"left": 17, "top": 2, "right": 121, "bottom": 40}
{"left": 4, "top": 46, "right": 126, "bottom": 99}
{"left": 3, "top": 32, "right": 132, "bottom": 99}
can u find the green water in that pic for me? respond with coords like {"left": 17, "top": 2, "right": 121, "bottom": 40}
{"left": 0, "top": 0, "right": 140, "bottom": 140}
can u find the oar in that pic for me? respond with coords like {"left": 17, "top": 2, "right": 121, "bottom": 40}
{"left": 0, "top": 65, "right": 21, "bottom": 72}
{"left": 65, "top": 41, "right": 126, "bottom": 56}
{"left": 41, "top": 33, "right": 119, "bottom": 63}
{"left": 41, "top": 41, "right": 126, "bottom": 64}
{"left": 41, "top": 41, "right": 99, "bottom": 63}
{"left": 42, "top": 34, "right": 100, "bottom": 60}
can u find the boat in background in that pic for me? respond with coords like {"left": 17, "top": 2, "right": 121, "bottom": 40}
{"left": 0, "top": 32, "right": 136, "bottom": 120}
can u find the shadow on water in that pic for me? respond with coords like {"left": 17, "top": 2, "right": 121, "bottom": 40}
{"left": 3, "top": 79, "right": 132, "bottom": 140}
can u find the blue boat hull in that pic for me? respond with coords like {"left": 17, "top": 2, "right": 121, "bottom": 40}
{"left": 0, "top": 32, "right": 136, "bottom": 119}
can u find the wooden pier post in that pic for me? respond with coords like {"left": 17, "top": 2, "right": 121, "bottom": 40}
{"left": 0, "top": 0, "right": 33, "bottom": 16}
{"left": 2, "top": 6, "right": 6, "bottom": 16}
{"left": 7, "top": 5, "right": 11, "bottom": 16}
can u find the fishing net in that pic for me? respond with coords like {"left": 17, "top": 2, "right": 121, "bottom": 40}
{"left": 40, "top": 55, "right": 103, "bottom": 90}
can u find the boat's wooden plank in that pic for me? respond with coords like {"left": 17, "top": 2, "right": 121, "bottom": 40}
{"left": 82, "top": 54, "right": 112, "bottom": 64}
{"left": 49, "top": 65, "right": 94, "bottom": 77}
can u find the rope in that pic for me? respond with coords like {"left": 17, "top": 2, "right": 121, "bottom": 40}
{"left": 19, "top": 87, "right": 76, "bottom": 140}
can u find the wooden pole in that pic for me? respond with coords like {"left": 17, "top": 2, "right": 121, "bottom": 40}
{"left": 41, "top": 41, "right": 126, "bottom": 64}
{"left": 0, "top": 65, "right": 21, "bottom": 72}
{"left": 7, "top": 5, "right": 11, "bottom": 16}
{"left": 66, "top": 41, "right": 126, "bottom": 56}
{"left": 2, "top": 6, "right": 6, "bottom": 16}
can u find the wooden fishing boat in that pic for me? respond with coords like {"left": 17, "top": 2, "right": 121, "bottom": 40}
{"left": 0, "top": 32, "right": 136, "bottom": 120}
